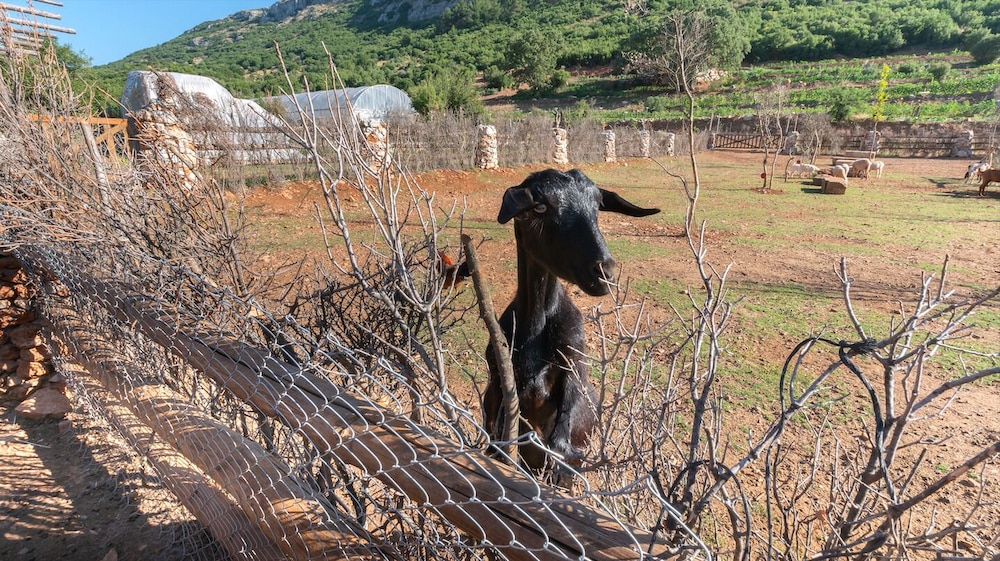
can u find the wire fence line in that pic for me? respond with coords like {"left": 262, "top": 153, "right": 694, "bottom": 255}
{"left": 15, "top": 242, "right": 673, "bottom": 560}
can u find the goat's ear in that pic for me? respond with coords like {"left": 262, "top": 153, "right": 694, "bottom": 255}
{"left": 497, "top": 186, "right": 535, "bottom": 224}
{"left": 599, "top": 188, "right": 660, "bottom": 217}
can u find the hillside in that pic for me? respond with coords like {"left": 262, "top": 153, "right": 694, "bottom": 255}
{"left": 83, "top": 0, "right": 1000, "bottom": 122}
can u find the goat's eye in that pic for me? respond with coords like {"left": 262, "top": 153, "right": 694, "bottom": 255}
{"left": 533, "top": 203, "right": 547, "bottom": 214}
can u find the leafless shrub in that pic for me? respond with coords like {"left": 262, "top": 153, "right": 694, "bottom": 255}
{"left": 266, "top": 44, "right": 479, "bottom": 433}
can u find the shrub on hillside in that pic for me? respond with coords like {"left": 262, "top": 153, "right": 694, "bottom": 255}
{"left": 483, "top": 65, "right": 514, "bottom": 91}
{"left": 969, "top": 33, "right": 1000, "bottom": 65}
{"left": 826, "top": 86, "right": 866, "bottom": 122}
{"left": 927, "top": 61, "right": 951, "bottom": 81}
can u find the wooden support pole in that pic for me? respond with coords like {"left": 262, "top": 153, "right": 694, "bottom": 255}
{"left": 461, "top": 233, "right": 520, "bottom": 462}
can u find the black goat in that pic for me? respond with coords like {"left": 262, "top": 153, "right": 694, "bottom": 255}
{"left": 483, "top": 168, "right": 660, "bottom": 475}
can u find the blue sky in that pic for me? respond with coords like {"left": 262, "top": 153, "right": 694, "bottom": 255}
{"left": 58, "top": 0, "right": 268, "bottom": 66}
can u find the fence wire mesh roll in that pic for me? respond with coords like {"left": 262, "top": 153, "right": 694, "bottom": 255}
{"left": 8, "top": 241, "right": 671, "bottom": 560}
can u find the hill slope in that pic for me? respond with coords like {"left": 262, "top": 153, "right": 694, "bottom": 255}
{"left": 84, "top": 0, "right": 1000, "bottom": 121}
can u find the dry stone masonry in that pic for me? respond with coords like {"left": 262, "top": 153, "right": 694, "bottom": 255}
{"left": 475, "top": 124, "right": 499, "bottom": 169}
{"left": 0, "top": 251, "right": 69, "bottom": 420}
{"left": 952, "top": 130, "right": 975, "bottom": 158}
{"left": 603, "top": 129, "right": 617, "bottom": 163}
{"left": 550, "top": 127, "right": 569, "bottom": 165}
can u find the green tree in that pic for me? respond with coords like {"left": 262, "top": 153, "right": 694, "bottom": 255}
{"left": 827, "top": 86, "right": 866, "bottom": 122}
{"left": 967, "top": 30, "right": 1000, "bottom": 65}
{"left": 626, "top": 2, "right": 751, "bottom": 90}
{"left": 927, "top": 61, "right": 950, "bottom": 82}
{"left": 504, "top": 29, "right": 562, "bottom": 92}
{"left": 409, "top": 67, "right": 483, "bottom": 115}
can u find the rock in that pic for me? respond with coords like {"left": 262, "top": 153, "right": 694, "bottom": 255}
{"left": 20, "top": 345, "right": 50, "bottom": 362}
{"left": 822, "top": 177, "right": 848, "bottom": 194}
{"left": 15, "top": 388, "right": 72, "bottom": 421}
{"left": 7, "top": 324, "right": 43, "bottom": 348}
{"left": 0, "top": 342, "right": 19, "bottom": 360}
{"left": 16, "top": 360, "right": 49, "bottom": 380}
{"left": 0, "top": 255, "right": 21, "bottom": 268}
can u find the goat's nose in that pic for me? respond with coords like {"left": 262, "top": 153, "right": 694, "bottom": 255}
{"left": 595, "top": 257, "right": 616, "bottom": 280}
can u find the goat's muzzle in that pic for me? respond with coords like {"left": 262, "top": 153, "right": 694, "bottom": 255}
{"left": 582, "top": 257, "right": 616, "bottom": 296}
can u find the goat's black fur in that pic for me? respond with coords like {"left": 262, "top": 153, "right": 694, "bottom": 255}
{"left": 484, "top": 168, "right": 659, "bottom": 476}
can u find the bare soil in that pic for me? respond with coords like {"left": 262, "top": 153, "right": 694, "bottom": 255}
{"left": 3, "top": 151, "right": 998, "bottom": 560}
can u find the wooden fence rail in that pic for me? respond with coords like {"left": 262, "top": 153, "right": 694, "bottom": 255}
{"left": 709, "top": 132, "right": 784, "bottom": 151}
{"left": 28, "top": 114, "right": 130, "bottom": 158}
{"left": 22, "top": 244, "right": 672, "bottom": 561}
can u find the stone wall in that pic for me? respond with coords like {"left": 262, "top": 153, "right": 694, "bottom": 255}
{"left": 0, "top": 251, "right": 69, "bottom": 420}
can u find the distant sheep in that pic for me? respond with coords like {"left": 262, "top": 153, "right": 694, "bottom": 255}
{"left": 849, "top": 158, "right": 873, "bottom": 179}
{"left": 790, "top": 162, "right": 820, "bottom": 178}
{"left": 870, "top": 160, "right": 885, "bottom": 179}
{"left": 828, "top": 164, "right": 849, "bottom": 180}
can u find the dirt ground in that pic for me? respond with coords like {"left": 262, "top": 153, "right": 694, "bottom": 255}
{"left": 2, "top": 151, "right": 998, "bottom": 560}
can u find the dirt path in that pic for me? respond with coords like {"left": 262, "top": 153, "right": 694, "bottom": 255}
{"left": 0, "top": 398, "right": 225, "bottom": 561}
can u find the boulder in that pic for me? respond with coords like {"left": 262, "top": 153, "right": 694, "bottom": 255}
{"left": 822, "top": 177, "right": 848, "bottom": 194}
{"left": 15, "top": 388, "right": 71, "bottom": 421}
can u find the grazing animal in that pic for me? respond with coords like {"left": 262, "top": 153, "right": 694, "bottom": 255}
{"left": 849, "top": 158, "right": 873, "bottom": 179}
{"left": 870, "top": 160, "right": 885, "bottom": 179}
{"left": 483, "top": 168, "right": 659, "bottom": 477}
{"left": 828, "top": 164, "right": 849, "bottom": 180}
{"left": 965, "top": 161, "right": 990, "bottom": 184}
{"left": 979, "top": 168, "right": 999, "bottom": 196}
{"left": 790, "top": 162, "right": 820, "bottom": 178}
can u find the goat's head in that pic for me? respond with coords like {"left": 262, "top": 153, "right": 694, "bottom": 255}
{"left": 498, "top": 168, "right": 659, "bottom": 296}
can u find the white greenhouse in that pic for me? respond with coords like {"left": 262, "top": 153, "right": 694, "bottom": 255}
{"left": 262, "top": 85, "right": 414, "bottom": 122}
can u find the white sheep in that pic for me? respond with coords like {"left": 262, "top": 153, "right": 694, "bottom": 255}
{"left": 791, "top": 162, "right": 820, "bottom": 177}
{"left": 849, "top": 158, "right": 873, "bottom": 179}
{"left": 870, "top": 160, "right": 885, "bottom": 179}
{"left": 827, "top": 164, "right": 849, "bottom": 180}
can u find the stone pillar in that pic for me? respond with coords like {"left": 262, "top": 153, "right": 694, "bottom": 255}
{"left": 361, "top": 118, "right": 391, "bottom": 174}
{"left": 132, "top": 104, "right": 201, "bottom": 191}
{"left": 781, "top": 131, "right": 800, "bottom": 155}
{"left": 475, "top": 124, "right": 498, "bottom": 169}
{"left": 550, "top": 127, "right": 569, "bottom": 165}
{"left": 951, "top": 130, "right": 974, "bottom": 158}
{"left": 129, "top": 74, "right": 202, "bottom": 192}
{"left": 664, "top": 132, "right": 676, "bottom": 157}
{"left": 638, "top": 130, "right": 651, "bottom": 158}
{"left": 603, "top": 130, "right": 616, "bottom": 163}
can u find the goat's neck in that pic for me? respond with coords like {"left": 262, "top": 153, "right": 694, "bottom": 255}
{"left": 513, "top": 223, "right": 563, "bottom": 336}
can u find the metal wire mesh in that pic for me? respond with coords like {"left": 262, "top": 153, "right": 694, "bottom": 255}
{"left": 9, "top": 240, "right": 671, "bottom": 560}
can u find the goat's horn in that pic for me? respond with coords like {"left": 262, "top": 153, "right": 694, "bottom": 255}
{"left": 599, "top": 189, "right": 660, "bottom": 217}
